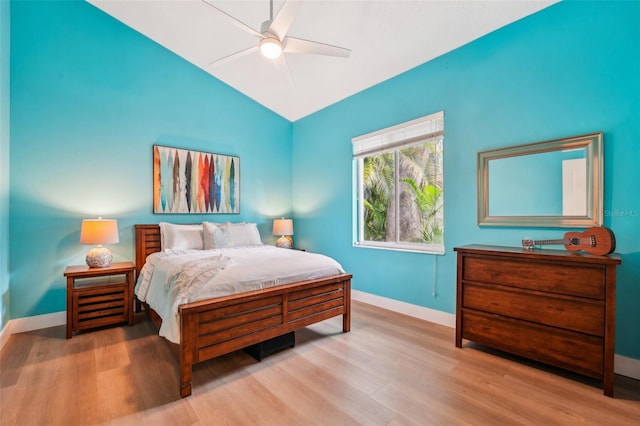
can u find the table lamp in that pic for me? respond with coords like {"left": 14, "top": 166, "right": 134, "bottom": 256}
{"left": 80, "top": 218, "right": 119, "bottom": 267}
{"left": 272, "top": 218, "right": 293, "bottom": 249}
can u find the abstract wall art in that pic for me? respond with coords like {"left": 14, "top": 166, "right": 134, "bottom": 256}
{"left": 153, "top": 145, "right": 239, "bottom": 214}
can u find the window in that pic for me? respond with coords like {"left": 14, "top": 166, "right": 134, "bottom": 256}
{"left": 353, "top": 111, "right": 444, "bottom": 254}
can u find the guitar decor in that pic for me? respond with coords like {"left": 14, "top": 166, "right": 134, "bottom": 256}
{"left": 522, "top": 226, "right": 616, "bottom": 256}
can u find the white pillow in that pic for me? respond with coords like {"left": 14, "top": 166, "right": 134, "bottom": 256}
{"left": 159, "top": 222, "right": 204, "bottom": 250}
{"left": 203, "top": 222, "right": 230, "bottom": 249}
{"left": 222, "top": 222, "right": 262, "bottom": 247}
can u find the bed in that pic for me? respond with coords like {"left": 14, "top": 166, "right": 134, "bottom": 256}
{"left": 134, "top": 223, "right": 352, "bottom": 397}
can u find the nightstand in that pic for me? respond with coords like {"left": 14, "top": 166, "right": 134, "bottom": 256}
{"left": 64, "top": 261, "right": 135, "bottom": 339}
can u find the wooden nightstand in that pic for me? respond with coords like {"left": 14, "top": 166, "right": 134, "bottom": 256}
{"left": 64, "top": 261, "right": 136, "bottom": 339}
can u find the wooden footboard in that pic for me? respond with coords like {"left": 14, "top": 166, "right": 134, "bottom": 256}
{"left": 134, "top": 224, "right": 351, "bottom": 397}
{"left": 179, "top": 273, "right": 351, "bottom": 397}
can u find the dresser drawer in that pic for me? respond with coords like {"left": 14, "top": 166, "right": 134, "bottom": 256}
{"left": 461, "top": 310, "right": 603, "bottom": 379}
{"left": 463, "top": 256, "right": 605, "bottom": 299}
{"left": 462, "top": 282, "right": 604, "bottom": 336}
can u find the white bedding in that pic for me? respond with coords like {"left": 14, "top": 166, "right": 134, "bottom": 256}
{"left": 135, "top": 245, "right": 345, "bottom": 343}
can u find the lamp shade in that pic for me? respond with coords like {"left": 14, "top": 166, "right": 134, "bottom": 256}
{"left": 80, "top": 218, "right": 119, "bottom": 245}
{"left": 272, "top": 219, "right": 293, "bottom": 236}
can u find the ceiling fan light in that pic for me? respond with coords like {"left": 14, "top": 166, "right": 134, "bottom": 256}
{"left": 260, "top": 37, "right": 283, "bottom": 59}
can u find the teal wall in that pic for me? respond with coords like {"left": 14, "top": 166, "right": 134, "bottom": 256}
{"left": 1, "top": 0, "right": 10, "bottom": 331}
{"left": 292, "top": 1, "right": 640, "bottom": 359}
{"left": 9, "top": 0, "right": 292, "bottom": 319}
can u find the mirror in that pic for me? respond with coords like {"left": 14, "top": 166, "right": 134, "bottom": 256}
{"left": 478, "top": 133, "right": 603, "bottom": 227}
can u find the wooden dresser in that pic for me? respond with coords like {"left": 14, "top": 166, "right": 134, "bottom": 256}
{"left": 454, "top": 245, "right": 621, "bottom": 396}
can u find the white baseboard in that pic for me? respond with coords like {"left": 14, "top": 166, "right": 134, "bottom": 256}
{"left": 0, "top": 311, "right": 65, "bottom": 351}
{"left": 352, "top": 290, "right": 640, "bottom": 381}
{"left": 352, "top": 289, "right": 456, "bottom": 328}
{"left": 615, "top": 354, "right": 640, "bottom": 381}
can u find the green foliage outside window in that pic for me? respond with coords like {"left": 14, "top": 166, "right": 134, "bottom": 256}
{"left": 361, "top": 140, "right": 443, "bottom": 246}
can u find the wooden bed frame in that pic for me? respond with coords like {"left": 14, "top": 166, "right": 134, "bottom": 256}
{"left": 134, "top": 224, "right": 352, "bottom": 397}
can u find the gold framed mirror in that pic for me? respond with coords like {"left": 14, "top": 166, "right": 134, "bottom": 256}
{"left": 477, "top": 132, "right": 603, "bottom": 227}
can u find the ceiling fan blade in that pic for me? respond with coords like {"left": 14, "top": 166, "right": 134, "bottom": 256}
{"left": 269, "top": 0, "right": 302, "bottom": 40}
{"left": 201, "top": 0, "right": 263, "bottom": 39}
{"left": 209, "top": 45, "right": 259, "bottom": 67}
{"left": 283, "top": 37, "right": 351, "bottom": 58}
{"left": 273, "top": 55, "right": 294, "bottom": 86}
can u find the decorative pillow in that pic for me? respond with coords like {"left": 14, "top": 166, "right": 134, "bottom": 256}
{"left": 221, "top": 222, "right": 262, "bottom": 247}
{"left": 203, "top": 222, "right": 230, "bottom": 249}
{"left": 159, "top": 222, "right": 204, "bottom": 250}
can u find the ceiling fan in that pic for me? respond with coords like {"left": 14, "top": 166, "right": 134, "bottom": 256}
{"left": 202, "top": 0, "right": 351, "bottom": 66}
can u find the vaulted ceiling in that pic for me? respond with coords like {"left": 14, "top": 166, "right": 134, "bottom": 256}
{"left": 89, "top": 0, "right": 556, "bottom": 121}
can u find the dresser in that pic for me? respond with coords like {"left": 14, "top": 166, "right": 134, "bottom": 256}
{"left": 454, "top": 245, "right": 621, "bottom": 396}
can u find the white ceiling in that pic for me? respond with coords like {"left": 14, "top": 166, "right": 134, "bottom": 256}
{"left": 88, "top": 0, "right": 556, "bottom": 121}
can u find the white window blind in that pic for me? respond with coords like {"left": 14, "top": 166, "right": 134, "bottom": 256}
{"left": 353, "top": 111, "right": 444, "bottom": 158}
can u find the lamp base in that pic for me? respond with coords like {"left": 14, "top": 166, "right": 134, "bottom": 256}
{"left": 86, "top": 245, "right": 113, "bottom": 268}
{"left": 275, "top": 235, "right": 292, "bottom": 249}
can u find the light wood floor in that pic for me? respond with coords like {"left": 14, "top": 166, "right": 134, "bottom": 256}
{"left": 1, "top": 301, "right": 639, "bottom": 426}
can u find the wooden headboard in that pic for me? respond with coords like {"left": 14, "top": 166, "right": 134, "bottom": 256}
{"left": 134, "top": 224, "right": 161, "bottom": 276}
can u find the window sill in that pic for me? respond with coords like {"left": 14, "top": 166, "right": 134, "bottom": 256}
{"left": 353, "top": 242, "right": 445, "bottom": 255}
